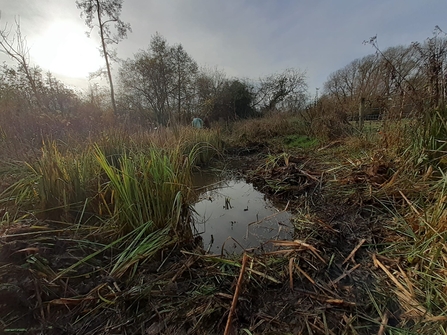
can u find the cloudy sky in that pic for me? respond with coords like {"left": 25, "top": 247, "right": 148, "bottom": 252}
{"left": 1, "top": 0, "right": 446, "bottom": 93}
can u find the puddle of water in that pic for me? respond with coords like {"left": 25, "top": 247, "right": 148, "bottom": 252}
{"left": 192, "top": 173, "right": 293, "bottom": 254}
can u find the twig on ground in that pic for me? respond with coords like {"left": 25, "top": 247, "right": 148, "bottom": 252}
{"left": 268, "top": 239, "right": 326, "bottom": 264}
{"left": 332, "top": 263, "right": 361, "bottom": 285}
{"left": 224, "top": 253, "right": 248, "bottom": 335}
{"left": 377, "top": 312, "right": 388, "bottom": 335}
{"left": 299, "top": 169, "right": 320, "bottom": 182}
{"left": 317, "top": 140, "right": 342, "bottom": 152}
{"left": 295, "top": 263, "right": 316, "bottom": 285}
{"left": 289, "top": 257, "right": 294, "bottom": 290}
{"left": 342, "top": 238, "right": 366, "bottom": 264}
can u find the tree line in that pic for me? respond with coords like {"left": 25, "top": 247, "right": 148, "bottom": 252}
{"left": 321, "top": 31, "right": 447, "bottom": 119}
{"left": 0, "top": 25, "right": 308, "bottom": 133}
{"left": 117, "top": 33, "right": 308, "bottom": 126}
{"left": 2, "top": 0, "right": 446, "bottom": 140}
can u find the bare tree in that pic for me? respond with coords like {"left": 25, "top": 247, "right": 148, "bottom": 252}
{"left": 119, "top": 33, "right": 174, "bottom": 126}
{"left": 76, "top": 0, "right": 131, "bottom": 115}
{"left": 195, "top": 66, "right": 227, "bottom": 119}
{"left": 253, "top": 68, "right": 308, "bottom": 112}
{"left": 118, "top": 34, "right": 199, "bottom": 126}
{"left": 323, "top": 42, "right": 425, "bottom": 119}
{"left": 412, "top": 31, "right": 447, "bottom": 108}
{"left": 0, "top": 17, "right": 44, "bottom": 110}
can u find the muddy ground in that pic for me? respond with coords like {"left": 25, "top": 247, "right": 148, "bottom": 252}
{"left": 0, "top": 146, "right": 401, "bottom": 335}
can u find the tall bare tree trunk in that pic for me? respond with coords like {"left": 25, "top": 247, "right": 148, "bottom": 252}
{"left": 96, "top": 0, "right": 117, "bottom": 115}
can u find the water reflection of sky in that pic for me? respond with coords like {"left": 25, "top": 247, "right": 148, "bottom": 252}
{"left": 193, "top": 177, "right": 293, "bottom": 255}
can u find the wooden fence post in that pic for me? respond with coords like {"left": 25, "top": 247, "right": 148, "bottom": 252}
{"left": 359, "top": 97, "right": 365, "bottom": 131}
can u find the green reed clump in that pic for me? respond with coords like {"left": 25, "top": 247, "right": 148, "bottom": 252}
{"left": 53, "top": 223, "right": 175, "bottom": 282}
{"left": 13, "top": 141, "right": 100, "bottom": 215}
{"left": 95, "top": 143, "right": 197, "bottom": 236}
{"left": 3, "top": 127, "right": 222, "bottom": 238}
{"left": 118, "top": 122, "right": 222, "bottom": 162}
{"left": 110, "top": 224, "right": 174, "bottom": 279}
{"left": 92, "top": 130, "right": 131, "bottom": 168}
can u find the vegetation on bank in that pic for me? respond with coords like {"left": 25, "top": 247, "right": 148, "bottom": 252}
{"left": 1, "top": 108, "right": 447, "bottom": 334}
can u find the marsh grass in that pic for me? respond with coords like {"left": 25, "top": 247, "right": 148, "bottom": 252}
{"left": 283, "top": 134, "right": 319, "bottom": 149}
{"left": 12, "top": 141, "right": 100, "bottom": 216}
{"left": 225, "top": 112, "right": 309, "bottom": 149}
{"left": 348, "top": 111, "right": 447, "bottom": 332}
{"left": 52, "top": 223, "right": 175, "bottom": 283}
{"left": 379, "top": 175, "right": 447, "bottom": 317}
{"left": 300, "top": 110, "right": 447, "bottom": 332}
{"left": 3, "top": 126, "right": 223, "bottom": 238}
{"left": 178, "top": 127, "right": 223, "bottom": 166}
{"left": 5, "top": 108, "right": 447, "bottom": 333}
{"left": 95, "top": 144, "right": 194, "bottom": 236}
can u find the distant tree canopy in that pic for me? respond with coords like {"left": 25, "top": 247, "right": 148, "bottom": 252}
{"left": 322, "top": 34, "right": 447, "bottom": 118}
{"left": 118, "top": 34, "right": 308, "bottom": 126}
{"left": 0, "top": 64, "right": 79, "bottom": 115}
{"left": 204, "top": 79, "right": 255, "bottom": 121}
{"left": 118, "top": 33, "right": 198, "bottom": 126}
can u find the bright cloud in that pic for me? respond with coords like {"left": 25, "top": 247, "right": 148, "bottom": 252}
{"left": 31, "top": 21, "right": 103, "bottom": 78}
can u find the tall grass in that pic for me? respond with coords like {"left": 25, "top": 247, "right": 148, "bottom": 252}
{"left": 369, "top": 107, "right": 447, "bottom": 331}
{"left": 375, "top": 182, "right": 447, "bottom": 331}
{"left": 312, "top": 107, "right": 447, "bottom": 332}
{"left": 224, "top": 112, "right": 311, "bottom": 150}
{"left": 4, "top": 126, "right": 223, "bottom": 238}
{"left": 177, "top": 127, "right": 223, "bottom": 165}
{"left": 95, "top": 144, "right": 195, "bottom": 236}
{"left": 14, "top": 141, "right": 100, "bottom": 216}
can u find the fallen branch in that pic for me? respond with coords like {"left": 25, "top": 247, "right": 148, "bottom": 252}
{"left": 289, "top": 258, "right": 294, "bottom": 290}
{"left": 299, "top": 169, "right": 320, "bottom": 182}
{"left": 224, "top": 253, "right": 248, "bottom": 335}
{"left": 317, "top": 140, "right": 342, "bottom": 152}
{"left": 325, "top": 299, "right": 356, "bottom": 307}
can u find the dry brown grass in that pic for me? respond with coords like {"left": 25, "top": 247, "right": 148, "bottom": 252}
{"left": 223, "top": 112, "right": 308, "bottom": 150}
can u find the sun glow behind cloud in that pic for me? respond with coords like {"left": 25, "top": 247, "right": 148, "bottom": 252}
{"left": 31, "top": 21, "right": 104, "bottom": 78}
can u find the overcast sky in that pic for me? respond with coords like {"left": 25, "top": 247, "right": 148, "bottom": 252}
{"left": 1, "top": 0, "right": 446, "bottom": 94}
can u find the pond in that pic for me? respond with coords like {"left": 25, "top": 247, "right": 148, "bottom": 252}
{"left": 192, "top": 171, "right": 294, "bottom": 254}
